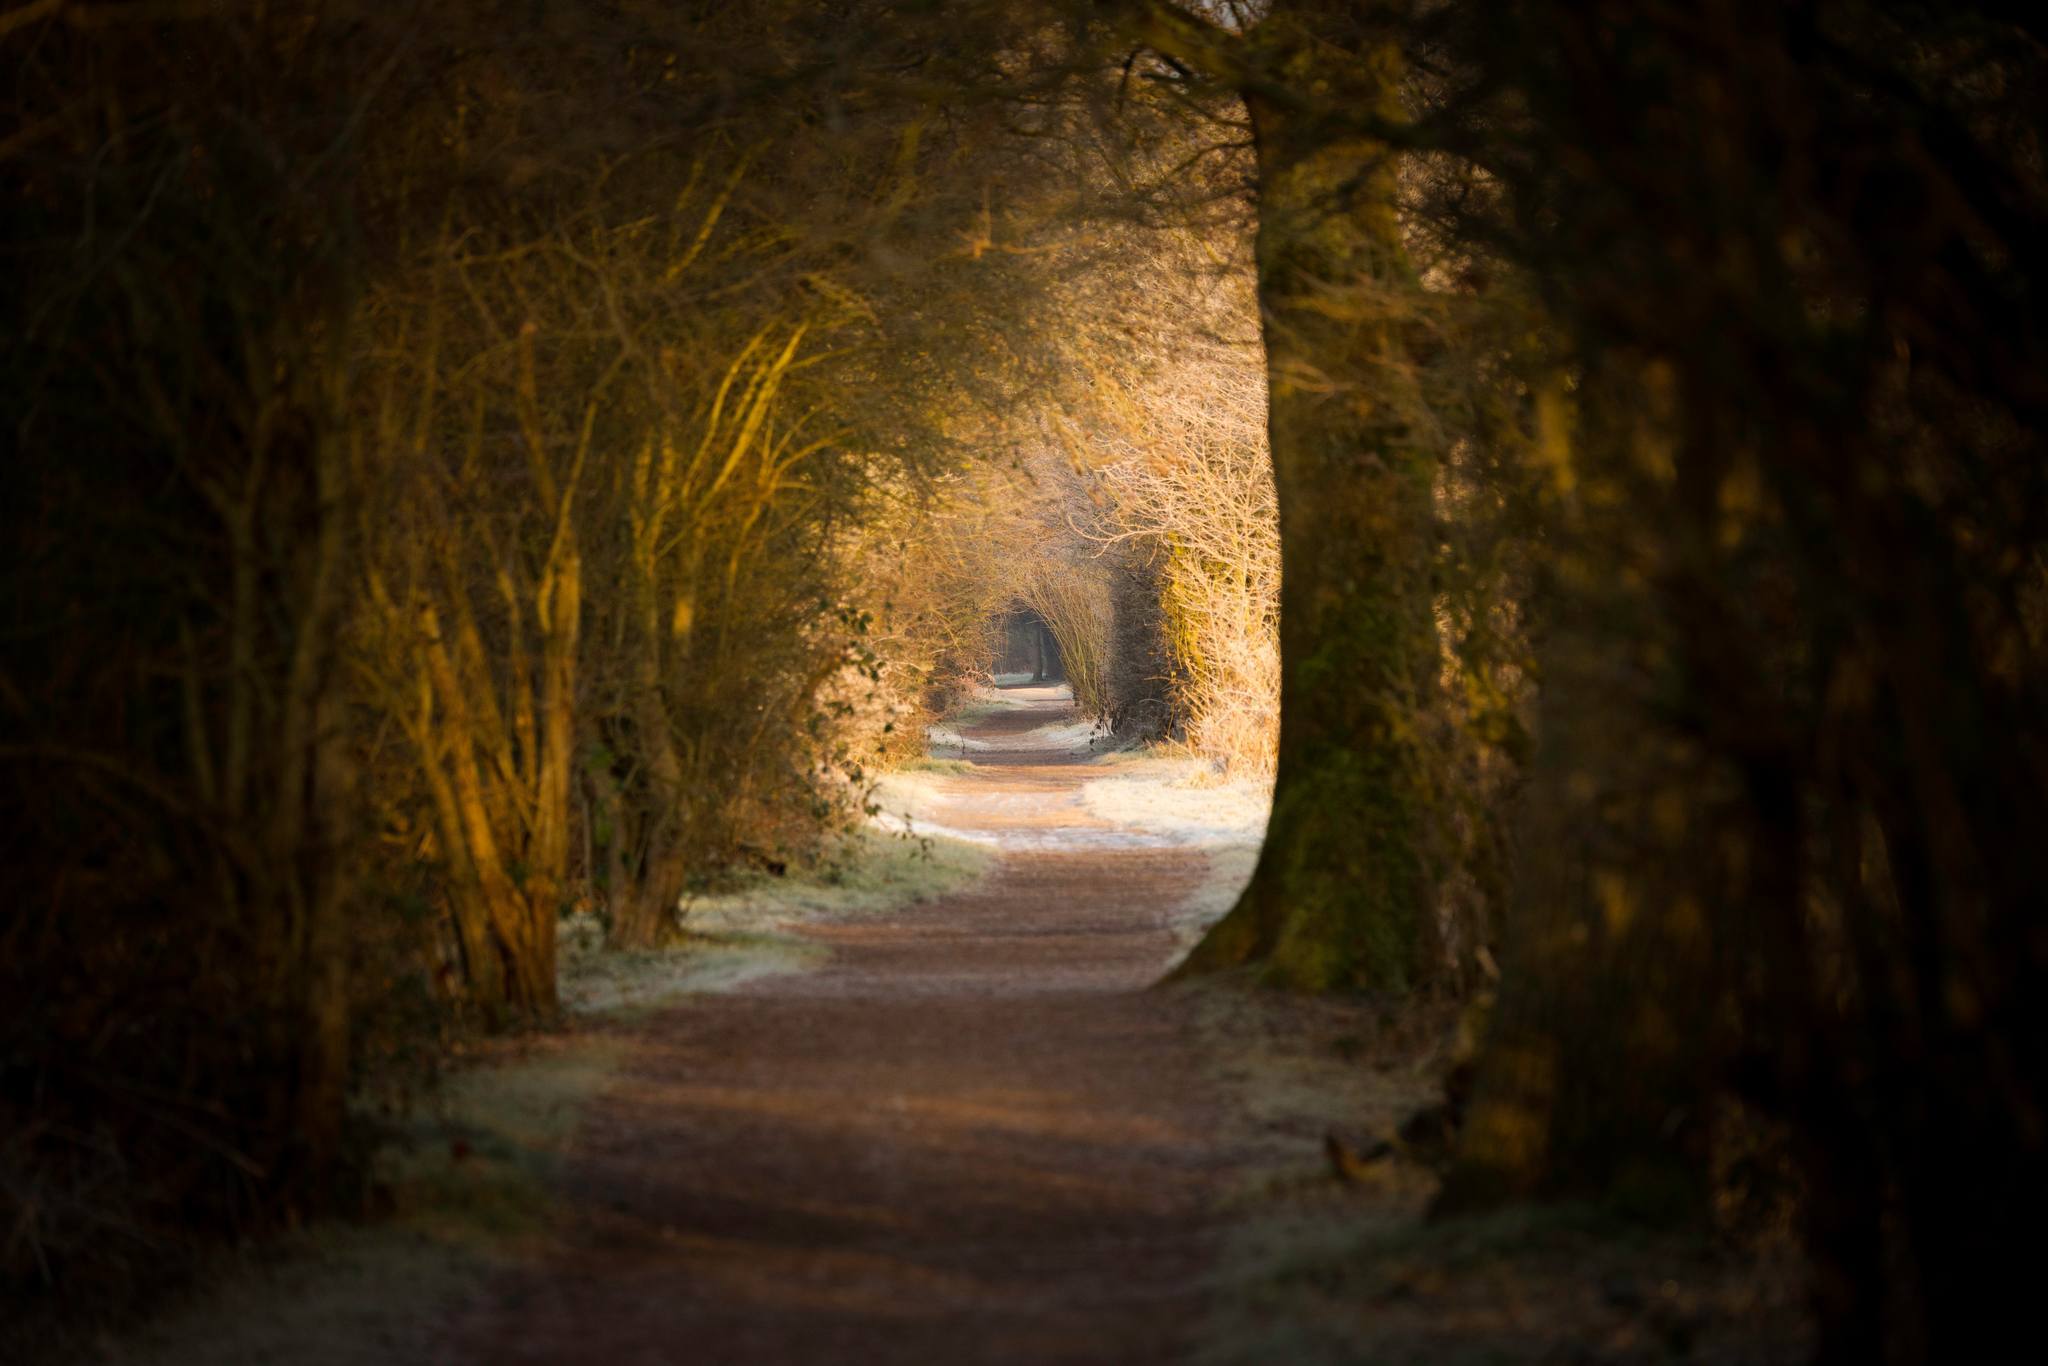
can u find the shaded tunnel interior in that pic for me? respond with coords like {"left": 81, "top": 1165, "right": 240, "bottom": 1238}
{"left": 995, "top": 607, "right": 1064, "bottom": 684}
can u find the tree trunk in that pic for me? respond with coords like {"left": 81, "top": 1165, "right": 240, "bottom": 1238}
{"left": 611, "top": 568, "right": 689, "bottom": 948}
{"left": 1434, "top": 666, "right": 1726, "bottom": 1222}
{"left": 295, "top": 687, "right": 355, "bottom": 1186}
{"left": 520, "top": 544, "right": 579, "bottom": 1009}
{"left": 1176, "top": 12, "right": 1443, "bottom": 993}
{"left": 418, "top": 601, "right": 557, "bottom": 1017}
{"left": 286, "top": 435, "right": 356, "bottom": 1185}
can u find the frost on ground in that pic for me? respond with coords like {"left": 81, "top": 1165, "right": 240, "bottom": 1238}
{"left": 924, "top": 716, "right": 1105, "bottom": 757}
{"left": 1184, "top": 985, "right": 1810, "bottom": 1366}
{"left": 113, "top": 1034, "right": 624, "bottom": 1366}
{"left": 905, "top": 685, "right": 1271, "bottom": 953}
{"left": 558, "top": 824, "right": 993, "bottom": 1017}
{"left": 557, "top": 928, "right": 825, "bottom": 1018}
{"left": 1080, "top": 754, "right": 1270, "bottom": 843}
{"left": 110, "top": 824, "right": 995, "bottom": 1366}
{"left": 112, "top": 687, "right": 1265, "bottom": 1366}
{"left": 867, "top": 766, "right": 956, "bottom": 830}
{"left": 1080, "top": 752, "right": 1270, "bottom": 950}
{"left": 925, "top": 680, "right": 1110, "bottom": 759}
{"left": 681, "top": 826, "right": 993, "bottom": 929}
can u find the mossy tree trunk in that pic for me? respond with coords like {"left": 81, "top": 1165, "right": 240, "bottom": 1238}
{"left": 1175, "top": 5, "right": 1443, "bottom": 993}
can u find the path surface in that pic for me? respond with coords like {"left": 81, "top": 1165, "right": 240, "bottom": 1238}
{"left": 442, "top": 686, "right": 1236, "bottom": 1364}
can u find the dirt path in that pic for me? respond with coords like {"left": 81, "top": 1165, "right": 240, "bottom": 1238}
{"left": 440, "top": 686, "right": 1236, "bottom": 1364}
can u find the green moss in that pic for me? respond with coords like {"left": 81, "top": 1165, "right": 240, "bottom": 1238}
{"left": 1236, "top": 726, "right": 1433, "bottom": 993}
{"left": 1179, "top": 713, "right": 1438, "bottom": 991}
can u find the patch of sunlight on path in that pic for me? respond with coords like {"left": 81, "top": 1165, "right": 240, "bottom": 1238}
{"left": 1079, "top": 752, "right": 1269, "bottom": 951}
{"left": 879, "top": 683, "right": 1272, "bottom": 953}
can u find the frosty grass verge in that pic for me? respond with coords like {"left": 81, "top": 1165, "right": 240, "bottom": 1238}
{"left": 557, "top": 778, "right": 993, "bottom": 1016}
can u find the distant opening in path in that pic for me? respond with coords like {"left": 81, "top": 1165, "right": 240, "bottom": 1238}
{"left": 992, "top": 605, "right": 1064, "bottom": 686}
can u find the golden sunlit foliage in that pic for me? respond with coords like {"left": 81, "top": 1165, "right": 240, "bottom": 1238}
{"left": 1074, "top": 267, "right": 1278, "bottom": 779}
{"left": 0, "top": 0, "right": 1113, "bottom": 1331}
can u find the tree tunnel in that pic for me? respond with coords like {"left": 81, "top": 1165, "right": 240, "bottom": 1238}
{"left": 972, "top": 547, "right": 1183, "bottom": 742}
{"left": 15, "top": 6, "right": 2037, "bottom": 1357}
